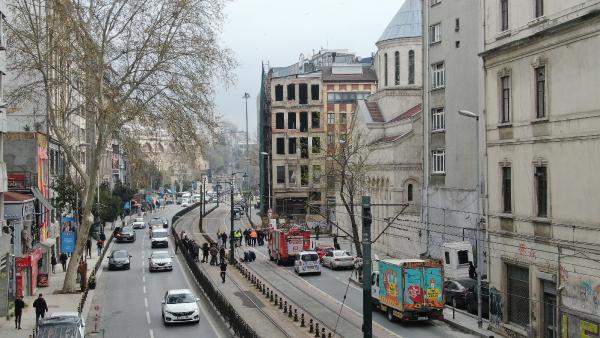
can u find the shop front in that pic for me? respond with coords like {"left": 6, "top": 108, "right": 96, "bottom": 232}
{"left": 15, "top": 248, "right": 43, "bottom": 297}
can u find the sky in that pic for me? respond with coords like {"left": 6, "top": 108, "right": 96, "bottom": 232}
{"left": 214, "top": 0, "right": 405, "bottom": 138}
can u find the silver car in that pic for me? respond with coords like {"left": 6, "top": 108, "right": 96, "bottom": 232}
{"left": 37, "top": 311, "right": 85, "bottom": 338}
{"left": 322, "top": 250, "right": 354, "bottom": 270}
{"left": 149, "top": 251, "right": 173, "bottom": 272}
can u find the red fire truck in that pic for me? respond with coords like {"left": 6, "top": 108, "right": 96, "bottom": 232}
{"left": 268, "top": 227, "right": 311, "bottom": 265}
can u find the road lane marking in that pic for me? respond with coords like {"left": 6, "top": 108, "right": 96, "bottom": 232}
{"left": 146, "top": 311, "right": 151, "bottom": 324}
{"left": 143, "top": 276, "right": 146, "bottom": 283}
{"left": 144, "top": 297, "right": 148, "bottom": 308}
{"left": 149, "top": 329, "right": 154, "bottom": 338}
{"left": 143, "top": 285, "right": 146, "bottom": 294}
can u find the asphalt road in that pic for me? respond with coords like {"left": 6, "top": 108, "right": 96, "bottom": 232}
{"left": 86, "top": 205, "right": 228, "bottom": 338}
{"left": 205, "top": 204, "right": 476, "bottom": 338}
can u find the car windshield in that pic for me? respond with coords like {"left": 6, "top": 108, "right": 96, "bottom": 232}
{"left": 121, "top": 227, "right": 133, "bottom": 233}
{"left": 152, "top": 252, "right": 170, "bottom": 259}
{"left": 167, "top": 293, "right": 195, "bottom": 304}
{"left": 149, "top": 219, "right": 162, "bottom": 225}
{"left": 135, "top": 218, "right": 144, "bottom": 222}
{"left": 153, "top": 232, "right": 167, "bottom": 238}
{"left": 36, "top": 323, "right": 82, "bottom": 338}
{"left": 113, "top": 251, "right": 128, "bottom": 258}
{"left": 333, "top": 251, "right": 348, "bottom": 257}
{"left": 301, "top": 254, "right": 319, "bottom": 261}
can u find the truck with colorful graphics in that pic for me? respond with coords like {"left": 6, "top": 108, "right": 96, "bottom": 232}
{"left": 371, "top": 259, "right": 444, "bottom": 322}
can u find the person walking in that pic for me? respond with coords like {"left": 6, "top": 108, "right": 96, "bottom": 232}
{"left": 209, "top": 244, "right": 218, "bottom": 266}
{"left": 221, "top": 232, "right": 228, "bottom": 248}
{"left": 96, "top": 239, "right": 103, "bottom": 257}
{"left": 33, "top": 293, "right": 48, "bottom": 326}
{"left": 219, "top": 246, "right": 226, "bottom": 265}
{"left": 468, "top": 261, "right": 477, "bottom": 280}
{"left": 59, "top": 252, "right": 68, "bottom": 272}
{"left": 201, "top": 243, "right": 209, "bottom": 263}
{"left": 50, "top": 253, "right": 57, "bottom": 274}
{"left": 14, "top": 295, "right": 25, "bottom": 329}
{"left": 86, "top": 238, "right": 92, "bottom": 259}
{"left": 250, "top": 229, "right": 257, "bottom": 247}
{"left": 219, "top": 261, "right": 227, "bottom": 283}
{"left": 78, "top": 260, "right": 88, "bottom": 291}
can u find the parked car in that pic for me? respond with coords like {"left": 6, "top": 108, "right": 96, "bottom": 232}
{"left": 115, "top": 226, "right": 136, "bottom": 243}
{"left": 181, "top": 198, "right": 191, "bottom": 207}
{"left": 151, "top": 228, "right": 169, "bottom": 248}
{"left": 322, "top": 250, "right": 354, "bottom": 270}
{"left": 162, "top": 289, "right": 200, "bottom": 325}
{"left": 132, "top": 217, "right": 146, "bottom": 229}
{"left": 444, "top": 278, "right": 477, "bottom": 309}
{"left": 315, "top": 245, "right": 335, "bottom": 263}
{"left": 36, "top": 312, "right": 85, "bottom": 338}
{"left": 149, "top": 251, "right": 173, "bottom": 272}
{"left": 149, "top": 217, "right": 168, "bottom": 229}
{"left": 465, "top": 280, "right": 489, "bottom": 317}
{"left": 294, "top": 251, "right": 321, "bottom": 275}
{"left": 108, "top": 249, "right": 132, "bottom": 270}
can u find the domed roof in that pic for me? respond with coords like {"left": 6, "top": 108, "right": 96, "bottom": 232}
{"left": 377, "top": 0, "right": 422, "bottom": 43}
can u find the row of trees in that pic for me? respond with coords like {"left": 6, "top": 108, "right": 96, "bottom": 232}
{"left": 8, "top": 0, "right": 234, "bottom": 292}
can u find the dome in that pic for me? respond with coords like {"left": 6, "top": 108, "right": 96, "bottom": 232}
{"left": 377, "top": 0, "right": 422, "bottom": 43}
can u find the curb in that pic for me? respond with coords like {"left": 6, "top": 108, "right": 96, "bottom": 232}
{"left": 442, "top": 317, "right": 490, "bottom": 338}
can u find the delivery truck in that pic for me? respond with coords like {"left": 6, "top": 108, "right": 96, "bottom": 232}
{"left": 371, "top": 259, "right": 444, "bottom": 322}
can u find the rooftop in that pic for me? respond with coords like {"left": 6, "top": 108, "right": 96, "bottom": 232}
{"left": 377, "top": 0, "right": 422, "bottom": 43}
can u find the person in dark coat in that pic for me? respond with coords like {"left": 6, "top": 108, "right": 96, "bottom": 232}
{"left": 59, "top": 252, "right": 68, "bottom": 272}
{"left": 209, "top": 244, "right": 218, "bottom": 266}
{"left": 221, "top": 232, "right": 228, "bottom": 248}
{"left": 33, "top": 293, "right": 48, "bottom": 326}
{"left": 201, "top": 243, "right": 209, "bottom": 263}
{"left": 468, "top": 261, "right": 477, "bottom": 279}
{"left": 14, "top": 295, "right": 25, "bottom": 329}
{"left": 219, "top": 246, "right": 226, "bottom": 265}
{"left": 50, "top": 253, "right": 57, "bottom": 274}
{"left": 219, "top": 261, "right": 227, "bottom": 283}
{"left": 86, "top": 238, "right": 92, "bottom": 258}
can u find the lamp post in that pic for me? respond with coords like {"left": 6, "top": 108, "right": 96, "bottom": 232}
{"left": 243, "top": 93, "right": 250, "bottom": 211}
{"left": 458, "top": 109, "right": 482, "bottom": 328}
{"left": 259, "top": 152, "right": 271, "bottom": 212}
{"left": 198, "top": 174, "right": 205, "bottom": 232}
{"left": 218, "top": 172, "right": 247, "bottom": 264}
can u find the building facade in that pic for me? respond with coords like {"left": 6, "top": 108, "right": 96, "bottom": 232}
{"left": 0, "top": 0, "right": 8, "bottom": 317}
{"left": 422, "top": 0, "right": 484, "bottom": 261}
{"left": 482, "top": 1, "right": 600, "bottom": 337}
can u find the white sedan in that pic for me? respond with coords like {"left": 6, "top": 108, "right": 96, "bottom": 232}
{"left": 132, "top": 217, "right": 146, "bottom": 229}
{"left": 149, "top": 251, "right": 173, "bottom": 272}
{"left": 162, "top": 289, "right": 200, "bottom": 325}
{"left": 322, "top": 250, "right": 354, "bottom": 270}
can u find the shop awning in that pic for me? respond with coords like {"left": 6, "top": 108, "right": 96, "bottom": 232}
{"left": 32, "top": 187, "right": 54, "bottom": 211}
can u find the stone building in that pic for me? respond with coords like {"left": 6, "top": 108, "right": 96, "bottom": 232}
{"left": 481, "top": 1, "right": 600, "bottom": 337}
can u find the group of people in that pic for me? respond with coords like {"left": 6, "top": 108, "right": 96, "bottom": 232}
{"left": 180, "top": 231, "right": 228, "bottom": 283}
{"left": 223, "top": 228, "right": 265, "bottom": 247}
{"left": 13, "top": 293, "right": 49, "bottom": 330}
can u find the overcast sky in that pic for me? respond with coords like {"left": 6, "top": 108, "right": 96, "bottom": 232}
{"left": 214, "top": 0, "right": 405, "bottom": 138}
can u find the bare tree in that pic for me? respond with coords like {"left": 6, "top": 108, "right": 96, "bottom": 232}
{"left": 326, "top": 116, "right": 370, "bottom": 257}
{"left": 7, "top": 0, "right": 234, "bottom": 292}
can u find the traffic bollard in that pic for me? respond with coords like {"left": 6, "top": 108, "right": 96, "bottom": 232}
{"left": 275, "top": 295, "right": 279, "bottom": 306}
{"left": 270, "top": 290, "right": 274, "bottom": 302}
{"left": 288, "top": 305, "right": 293, "bottom": 318}
{"left": 321, "top": 328, "right": 325, "bottom": 338}
{"left": 279, "top": 297, "right": 283, "bottom": 309}
{"left": 328, "top": 333, "right": 332, "bottom": 338}
{"left": 314, "top": 323, "right": 320, "bottom": 338}
{"left": 300, "top": 313, "right": 305, "bottom": 327}
{"left": 283, "top": 301, "right": 288, "bottom": 314}
{"left": 309, "top": 319, "right": 314, "bottom": 333}
{"left": 294, "top": 309, "right": 298, "bottom": 322}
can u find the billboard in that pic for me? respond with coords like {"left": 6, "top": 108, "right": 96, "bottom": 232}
{"left": 60, "top": 216, "right": 77, "bottom": 254}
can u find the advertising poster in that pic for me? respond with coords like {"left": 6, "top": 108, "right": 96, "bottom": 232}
{"left": 404, "top": 268, "right": 424, "bottom": 309}
{"left": 60, "top": 216, "right": 77, "bottom": 254}
{"left": 380, "top": 264, "right": 402, "bottom": 307}
{"left": 423, "top": 267, "right": 444, "bottom": 308}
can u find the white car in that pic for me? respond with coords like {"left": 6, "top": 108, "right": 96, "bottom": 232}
{"left": 149, "top": 251, "right": 173, "bottom": 272}
{"left": 294, "top": 251, "right": 321, "bottom": 275}
{"left": 162, "top": 289, "right": 200, "bottom": 325}
{"left": 132, "top": 217, "right": 146, "bottom": 229}
{"left": 151, "top": 228, "right": 169, "bottom": 248}
{"left": 322, "top": 250, "right": 354, "bottom": 270}
{"left": 181, "top": 198, "right": 190, "bottom": 207}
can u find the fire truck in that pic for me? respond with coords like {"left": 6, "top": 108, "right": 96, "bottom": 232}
{"left": 268, "top": 227, "right": 311, "bottom": 265}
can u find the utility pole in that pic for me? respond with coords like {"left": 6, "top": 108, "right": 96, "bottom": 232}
{"left": 229, "top": 175, "right": 235, "bottom": 264}
{"left": 198, "top": 178, "right": 203, "bottom": 232}
{"left": 243, "top": 92, "right": 250, "bottom": 212}
{"left": 361, "top": 196, "right": 372, "bottom": 338}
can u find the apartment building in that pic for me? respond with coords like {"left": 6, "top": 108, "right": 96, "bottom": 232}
{"left": 481, "top": 1, "right": 600, "bottom": 337}
{"left": 423, "top": 0, "right": 484, "bottom": 261}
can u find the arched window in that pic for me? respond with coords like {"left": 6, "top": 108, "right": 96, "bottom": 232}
{"left": 408, "top": 50, "right": 415, "bottom": 84}
{"left": 407, "top": 184, "right": 414, "bottom": 202}
{"left": 384, "top": 53, "right": 388, "bottom": 87}
{"left": 394, "top": 51, "right": 400, "bottom": 85}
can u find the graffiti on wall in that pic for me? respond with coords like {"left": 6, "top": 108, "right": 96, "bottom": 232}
{"left": 518, "top": 242, "right": 536, "bottom": 259}
{"left": 562, "top": 313, "right": 599, "bottom": 338}
{"left": 563, "top": 276, "right": 600, "bottom": 315}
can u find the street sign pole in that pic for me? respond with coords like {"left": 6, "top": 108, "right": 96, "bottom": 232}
{"left": 362, "top": 196, "right": 372, "bottom": 338}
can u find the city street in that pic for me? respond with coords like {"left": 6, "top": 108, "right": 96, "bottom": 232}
{"left": 85, "top": 205, "right": 228, "bottom": 338}
{"left": 198, "top": 204, "right": 476, "bottom": 338}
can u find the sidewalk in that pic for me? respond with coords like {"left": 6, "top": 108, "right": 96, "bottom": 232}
{"left": 0, "top": 212, "right": 138, "bottom": 338}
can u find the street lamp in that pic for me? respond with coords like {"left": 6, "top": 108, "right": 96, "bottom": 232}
{"left": 259, "top": 152, "right": 271, "bottom": 212}
{"left": 457, "top": 109, "right": 482, "bottom": 328}
{"left": 219, "top": 171, "right": 247, "bottom": 264}
{"left": 198, "top": 173, "right": 206, "bottom": 232}
{"left": 242, "top": 93, "right": 250, "bottom": 211}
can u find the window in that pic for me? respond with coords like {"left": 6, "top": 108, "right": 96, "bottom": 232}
{"left": 326, "top": 92, "right": 370, "bottom": 104}
{"left": 431, "top": 107, "right": 445, "bottom": 131}
{"left": 535, "top": 66, "right": 546, "bottom": 118}
{"left": 407, "top": 184, "right": 413, "bottom": 202}
{"left": 287, "top": 84, "right": 295, "bottom": 100}
{"left": 301, "top": 165, "right": 309, "bottom": 186}
{"left": 0, "top": 15, "right": 5, "bottom": 50}
{"left": 276, "top": 166, "right": 285, "bottom": 184}
{"left": 327, "top": 112, "right": 335, "bottom": 124}
{"left": 394, "top": 51, "right": 400, "bottom": 85}
{"left": 339, "top": 113, "right": 347, "bottom": 124}
{"left": 455, "top": 18, "right": 460, "bottom": 32}
{"left": 300, "top": 137, "right": 309, "bottom": 159}
{"left": 507, "top": 265, "right": 530, "bottom": 327}
{"left": 432, "top": 149, "right": 445, "bottom": 174}
{"left": 501, "top": 0, "right": 509, "bottom": 31}
{"left": 288, "top": 112, "right": 296, "bottom": 129}
{"left": 535, "top": 0, "right": 544, "bottom": 18}
{"left": 313, "top": 165, "right": 321, "bottom": 184}
{"left": 327, "top": 134, "right": 334, "bottom": 144}
{"left": 408, "top": 50, "right": 415, "bottom": 84}
{"left": 312, "top": 137, "right": 321, "bottom": 153}
{"left": 501, "top": 76, "right": 511, "bottom": 123}
{"left": 300, "top": 111, "right": 308, "bottom": 132}
{"left": 339, "top": 134, "right": 347, "bottom": 143}
{"left": 288, "top": 137, "right": 297, "bottom": 155}
{"left": 502, "top": 166, "right": 512, "bottom": 213}
{"left": 288, "top": 166, "right": 296, "bottom": 184}
{"left": 299, "top": 83, "right": 308, "bottom": 104}
{"left": 535, "top": 166, "right": 548, "bottom": 217}
{"left": 327, "top": 175, "right": 335, "bottom": 189}
{"left": 444, "top": 252, "right": 450, "bottom": 264}
{"left": 457, "top": 250, "right": 469, "bottom": 264}
{"left": 275, "top": 113, "right": 284, "bottom": 129}
{"left": 384, "top": 53, "right": 388, "bottom": 86}
{"left": 430, "top": 23, "right": 441, "bottom": 44}
{"left": 311, "top": 112, "right": 320, "bottom": 128}
{"left": 432, "top": 62, "right": 445, "bottom": 89}
{"left": 311, "top": 84, "right": 320, "bottom": 100}
{"left": 276, "top": 138, "right": 285, "bottom": 155}
{"left": 275, "top": 84, "right": 283, "bottom": 101}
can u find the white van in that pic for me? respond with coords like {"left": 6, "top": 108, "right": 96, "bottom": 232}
{"left": 181, "top": 198, "right": 190, "bottom": 207}
{"left": 294, "top": 251, "right": 321, "bottom": 275}
{"left": 151, "top": 228, "right": 169, "bottom": 248}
